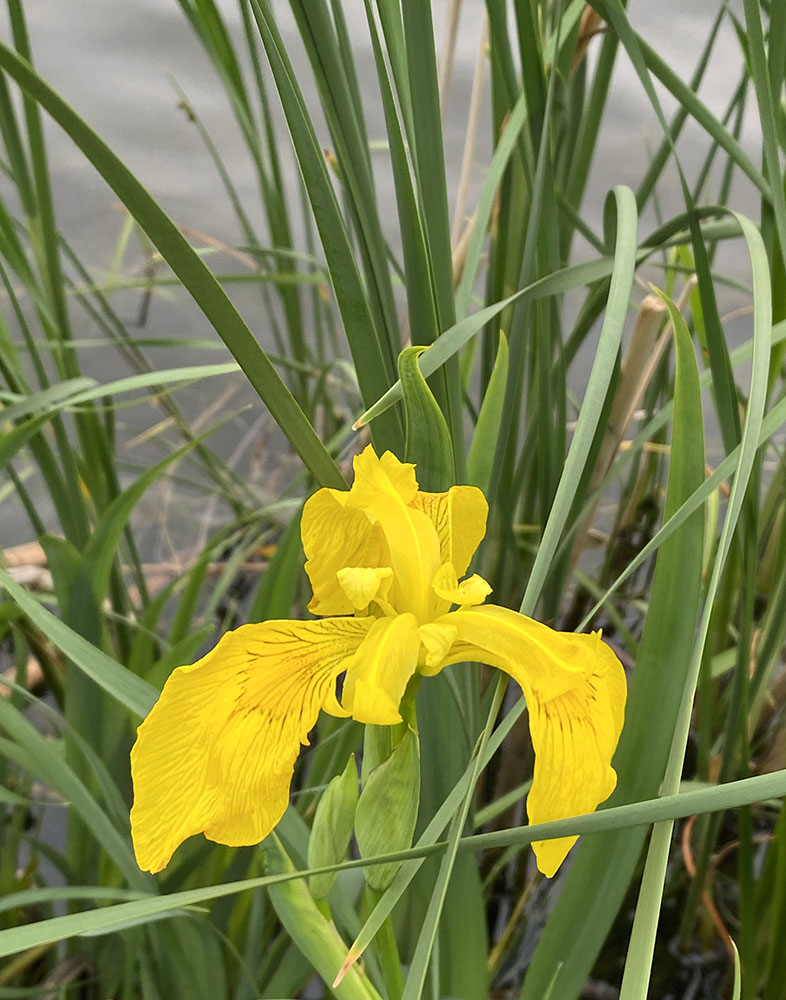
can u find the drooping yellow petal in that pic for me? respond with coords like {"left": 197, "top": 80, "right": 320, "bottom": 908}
{"left": 410, "top": 485, "right": 488, "bottom": 577}
{"left": 436, "top": 605, "right": 607, "bottom": 697}
{"left": 432, "top": 563, "right": 492, "bottom": 607}
{"left": 302, "top": 488, "right": 390, "bottom": 616}
{"left": 526, "top": 659, "right": 626, "bottom": 876}
{"left": 341, "top": 614, "right": 421, "bottom": 726}
{"left": 130, "top": 617, "right": 373, "bottom": 873}
{"left": 432, "top": 604, "right": 626, "bottom": 876}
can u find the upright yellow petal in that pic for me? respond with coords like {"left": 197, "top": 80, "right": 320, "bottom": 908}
{"left": 344, "top": 450, "right": 441, "bottom": 620}
{"left": 410, "top": 485, "right": 488, "bottom": 577}
{"left": 302, "top": 447, "right": 441, "bottom": 620}
{"left": 130, "top": 616, "right": 373, "bottom": 873}
{"left": 350, "top": 445, "right": 418, "bottom": 506}
{"left": 341, "top": 614, "right": 421, "bottom": 726}
{"left": 302, "top": 489, "right": 390, "bottom": 616}
{"left": 432, "top": 605, "right": 626, "bottom": 876}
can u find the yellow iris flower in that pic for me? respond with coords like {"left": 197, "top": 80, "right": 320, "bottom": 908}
{"left": 130, "top": 446, "right": 626, "bottom": 877}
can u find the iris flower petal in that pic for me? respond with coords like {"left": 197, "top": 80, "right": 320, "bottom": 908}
{"left": 341, "top": 614, "right": 421, "bottom": 725}
{"left": 526, "top": 658, "right": 626, "bottom": 876}
{"left": 336, "top": 566, "right": 394, "bottom": 611}
{"left": 432, "top": 605, "right": 626, "bottom": 876}
{"left": 432, "top": 563, "right": 492, "bottom": 607}
{"left": 304, "top": 447, "right": 443, "bottom": 620}
{"left": 131, "top": 445, "right": 626, "bottom": 878}
{"left": 411, "top": 485, "right": 488, "bottom": 577}
{"left": 302, "top": 489, "right": 390, "bottom": 616}
{"left": 350, "top": 446, "right": 419, "bottom": 505}
{"left": 344, "top": 482, "right": 440, "bottom": 619}
{"left": 418, "top": 622, "right": 458, "bottom": 672}
{"left": 130, "top": 617, "right": 373, "bottom": 873}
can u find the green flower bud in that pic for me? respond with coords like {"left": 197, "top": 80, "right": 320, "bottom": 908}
{"left": 398, "top": 345, "right": 455, "bottom": 491}
{"left": 308, "top": 754, "right": 359, "bottom": 900}
{"left": 355, "top": 727, "right": 420, "bottom": 891}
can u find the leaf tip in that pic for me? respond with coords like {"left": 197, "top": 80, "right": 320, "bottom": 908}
{"left": 333, "top": 948, "right": 360, "bottom": 987}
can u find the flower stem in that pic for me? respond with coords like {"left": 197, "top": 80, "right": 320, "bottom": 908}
{"left": 399, "top": 674, "right": 422, "bottom": 731}
{"left": 365, "top": 886, "right": 404, "bottom": 1000}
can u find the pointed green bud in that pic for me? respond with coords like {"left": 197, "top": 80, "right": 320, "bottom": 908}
{"left": 267, "top": 835, "right": 384, "bottom": 1000}
{"left": 308, "top": 754, "right": 359, "bottom": 900}
{"left": 398, "top": 346, "right": 455, "bottom": 491}
{"left": 467, "top": 331, "right": 508, "bottom": 494}
{"left": 355, "top": 727, "right": 420, "bottom": 891}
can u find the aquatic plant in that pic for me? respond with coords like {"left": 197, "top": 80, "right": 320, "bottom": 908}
{"left": 1, "top": 1, "right": 785, "bottom": 998}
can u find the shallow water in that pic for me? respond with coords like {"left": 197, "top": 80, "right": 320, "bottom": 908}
{"left": 0, "top": 0, "right": 761, "bottom": 550}
{"left": 7, "top": 2, "right": 760, "bottom": 230}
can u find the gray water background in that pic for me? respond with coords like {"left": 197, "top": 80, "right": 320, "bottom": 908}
{"left": 0, "top": 0, "right": 763, "bottom": 555}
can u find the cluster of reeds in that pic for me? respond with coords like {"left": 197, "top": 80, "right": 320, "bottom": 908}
{"left": 1, "top": 1, "right": 786, "bottom": 997}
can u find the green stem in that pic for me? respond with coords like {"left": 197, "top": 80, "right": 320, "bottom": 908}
{"left": 399, "top": 674, "right": 422, "bottom": 732}
{"left": 365, "top": 886, "right": 404, "bottom": 1000}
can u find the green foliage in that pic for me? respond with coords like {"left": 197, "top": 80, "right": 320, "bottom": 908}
{"left": 1, "top": 1, "right": 785, "bottom": 998}
{"left": 398, "top": 347, "right": 455, "bottom": 491}
{"left": 308, "top": 755, "right": 359, "bottom": 901}
{"left": 356, "top": 728, "right": 420, "bottom": 893}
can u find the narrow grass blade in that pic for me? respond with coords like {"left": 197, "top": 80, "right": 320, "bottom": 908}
{"left": 0, "top": 376, "right": 95, "bottom": 423}
{"left": 520, "top": 185, "right": 637, "bottom": 613}
{"left": 246, "top": 0, "right": 403, "bottom": 453}
{"left": 3, "top": 768, "right": 786, "bottom": 961}
{"left": 0, "top": 39, "right": 344, "bottom": 489}
{"left": 617, "top": 289, "right": 705, "bottom": 998}
{"left": 619, "top": 216, "right": 772, "bottom": 998}
{"left": 743, "top": 0, "right": 786, "bottom": 275}
{"left": 0, "top": 568, "right": 156, "bottom": 717}
{"left": 400, "top": 0, "right": 455, "bottom": 330}
{"left": 0, "top": 706, "right": 148, "bottom": 890}
{"left": 0, "top": 411, "right": 54, "bottom": 470}
{"left": 455, "top": 93, "right": 528, "bottom": 320}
